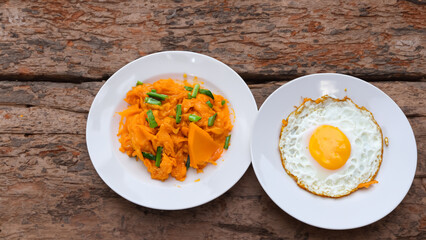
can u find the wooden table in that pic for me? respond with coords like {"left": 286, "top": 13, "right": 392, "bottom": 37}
{"left": 0, "top": 1, "right": 425, "bottom": 239}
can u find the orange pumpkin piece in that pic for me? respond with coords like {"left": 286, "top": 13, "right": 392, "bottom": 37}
{"left": 188, "top": 122, "right": 223, "bottom": 171}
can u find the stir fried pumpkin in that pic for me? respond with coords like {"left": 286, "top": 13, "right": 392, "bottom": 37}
{"left": 117, "top": 79, "right": 233, "bottom": 181}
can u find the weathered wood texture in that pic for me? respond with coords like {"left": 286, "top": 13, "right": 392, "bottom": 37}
{"left": 0, "top": 81, "right": 424, "bottom": 239}
{"left": 0, "top": 0, "right": 425, "bottom": 81}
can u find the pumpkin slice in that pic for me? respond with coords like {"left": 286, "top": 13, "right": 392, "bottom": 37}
{"left": 188, "top": 122, "right": 222, "bottom": 170}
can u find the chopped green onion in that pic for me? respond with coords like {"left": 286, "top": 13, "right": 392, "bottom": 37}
{"left": 136, "top": 81, "right": 143, "bottom": 86}
{"left": 187, "top": 93, "right": 193, "bottom": 99}
{"left": 155, "top": 146, "right": 163, "bottom": 167}
{"left": 176, "top": 104, "right": 182, "bottom": 124}
{"left": 142, "top": 152, "right": 155, "bottom": 160}
{"left": 224, "top": 135, "right": 231, "bottom": 149}
{"left": 191, "top": 84, "right": 200, "bottom": 98}
{"left": 188, "top": 114, "right": 201, "bottom": 122}
{"left": 151, "top": 89, "right": 157, "bottom": 92}
{"left": 199, "top": 89, "right": 214, "bottom": 99}
{"left": 206, "top": 101, "right": 213, "bottom": 108}
{"left": 186, "top": 155, "right": 190, "bottom": 169}
{"left": 145, "top": 97, "right": 162, "bottom": 106}
{"left": 147, "top": 92, "right": 168, "bottom": 100}
{"left": 146, "top": 110, "right": 158, "bottom": 128}
{"left": 185, "top": 85, "right": 214, "bottom": 99}
{"left": 221, "top": 100, "right": 226, "bottom": 105}
{"left": 208, "top": 113, "right": 217, "bottom": 127}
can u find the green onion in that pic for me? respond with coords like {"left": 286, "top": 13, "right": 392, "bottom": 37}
{"left": 186, "top": 155, "right": 190, "bottom": 169}
{"left": 224, "top": 135, "right": 231, "bottom": 149}
{"left": 191, "top": 84, "right": 200, "bottom": 98}
{"left": 155, "top": 146, "right": 163, "bottom": 167}
{"left": 142, "top": 152, "right": 155, "bottom": 160}
{"left": 188, "top": 114, "right": 201, "bottom": 122}
{"left": 221, "top": 100, "right": 226, "bottom": 106}
{"left": 145, "top": 97, "right": 162, "bottom": 106}
{"left": 176, "top": 104, "right": 182, "bottom": 124}
{"left": 199, "top": 89, "right": 214, "bottom": 99}
{"left": 151, "top": 89, "right": 157, "bottom": 92}
{"left": 147, "top": 92, "right": 168, "bottom": 100}
{"left": 137, "top": 81, "right": 143, "bottom": 86}
{"left": 208, "top": 113, "right": 217, "bottom": 127}
{"left": 185, "top": 85, "right": 214, "bottom": 99}
{"left": 146, "top": 110, "right": 158, "bottom": 128}
{"left": 187, "top": 93, "right": 193, "bottom": 99}
{"left": 206, "top": 101, "right": 213, "bottom": 108}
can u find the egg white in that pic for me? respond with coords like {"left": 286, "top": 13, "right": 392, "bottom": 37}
{"left": 279, "top": 96, "right": 383, "bottom": 197}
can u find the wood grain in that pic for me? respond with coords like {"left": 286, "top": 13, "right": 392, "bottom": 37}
{"left": 0, "top": 80, "right": 424, "bottom": 239}
{"left": 0, "top": 0, "right": 425, "bottom": 81}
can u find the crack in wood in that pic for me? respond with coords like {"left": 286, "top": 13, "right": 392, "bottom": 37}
{"left": 216, "top": 223, "right": 275, "bottom": 237}
{"left": 0, "top": 75, "right": 424, "bottom": 84}
{"left": 0, "top": 132, "right": 86, "bottom": 135}
{"left": 0, "top": 103, "right": 89, "bottom": 114}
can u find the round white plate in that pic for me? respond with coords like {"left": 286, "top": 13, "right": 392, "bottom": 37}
{"left": 86, "top": 51, "right": 257, "bottom": 210}
{"left": 251, "top": 73, "right": 417, "bottom": 229}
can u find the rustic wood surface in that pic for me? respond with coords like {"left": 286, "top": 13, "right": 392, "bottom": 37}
{"left": 0, "top": 81, "right": 425, "bottom": 239}
{"left": 0, "top": 0, "right": 425, "bottom": 239}
{"left": 0, "top": 0, "right": 425, "bottom": 81}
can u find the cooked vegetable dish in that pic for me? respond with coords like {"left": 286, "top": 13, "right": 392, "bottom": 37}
{"left": 117, "top": 79, "right": 233, "bottom": 181}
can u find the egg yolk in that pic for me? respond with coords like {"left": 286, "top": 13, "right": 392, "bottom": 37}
{"left": 309, "top": 125, "right": 351, "bottom": 170}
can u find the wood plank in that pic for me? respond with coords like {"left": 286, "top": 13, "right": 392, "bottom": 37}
{"left": 0, "top": 1, "right": 424, "bottom": 80}
{"left": 1, "top": 81, "right": 425, "bottom": 116}
{"left": 0, "top": 134, "right": 424, "bottom": 238}
{"left": 0, "top": 81, "right": 424, "bottom": 175}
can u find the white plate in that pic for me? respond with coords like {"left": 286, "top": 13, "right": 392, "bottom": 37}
{"left": 86, "top": 51, "right": 257, "bottom": 210}
{"left": 251, "top": 73, "right": 417, "bottom": 229}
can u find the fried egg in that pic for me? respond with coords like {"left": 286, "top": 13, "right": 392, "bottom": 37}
{"left": 279, "top": 96, "right": 383, "bottom": 197}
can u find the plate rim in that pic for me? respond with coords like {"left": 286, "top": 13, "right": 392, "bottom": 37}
{"left": 250, "top": 72, "right": 417, "bottom": 229}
